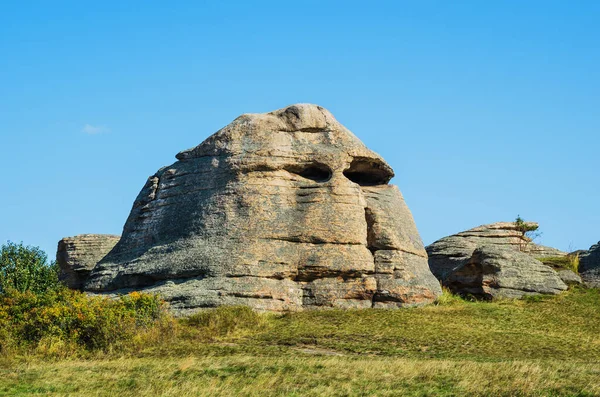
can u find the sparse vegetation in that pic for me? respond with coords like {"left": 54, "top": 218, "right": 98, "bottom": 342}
{"left": 538, "top": 254, "right": 580, "bottom": 273}
{"left": 434, "top": 287, "right": 467, "bottom": 306}
{"left": 514, "top": 215, "right": 542, "bottom": 252}
{"left": 514, "top": 215, "right": 539, "bottom": 234}
{"left": 184, "top": 305, "right": 270, "bottom": 339}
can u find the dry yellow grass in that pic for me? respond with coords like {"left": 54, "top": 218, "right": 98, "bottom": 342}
{"left": 2, "top": 356, "right": 600, "bottom": 396}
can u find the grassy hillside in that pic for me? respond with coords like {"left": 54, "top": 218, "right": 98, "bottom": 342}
{"left": 1, "top": 288, "right": 600, "bottom": 396}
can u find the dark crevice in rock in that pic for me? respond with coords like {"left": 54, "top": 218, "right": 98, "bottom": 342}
{"left": 344, "top": 157, "right": 393, "bottom": 186}
{"left": 262, "top": 237, "right": 362, "bottom": 246}
{"left": 100, "top": 271, "right": 208, "bottom": 291}
{"left": 297, "top": 127, "right": 326, "bottom": 133}
{"left": 284, "top": 162, "right": 332, "bottom": 182}
{"left": 365, "top": 207, "right": 378, "bottom": 255}
{"left": 372, "top": 293, "right": 405, "bottom": 304}
{"left": 279, "top": 127, "right": 330, "bottom": 133}
{"left": 364, "top": 206, "right": 381, "bottom": 308}
{"left": 293, "top": 270, "right": 364, "bottom": 283}
{"left": 243, "top": 164, "right": 280, "bottom": 173}
{"left": 227, "top": 292, "right": 284, "bottom": 301}
{"left": 225, "top": 274, "right": 288, "bottom": 280}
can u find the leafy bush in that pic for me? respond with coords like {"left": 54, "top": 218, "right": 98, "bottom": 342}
{"left": 0, "top": 289, "right": 173, "bottom": 354}
{"left": 0, "top": 242, "right": 60, "bottom": 294}
{"left": 185, "top": 306, "right": 266, "bottom": 338}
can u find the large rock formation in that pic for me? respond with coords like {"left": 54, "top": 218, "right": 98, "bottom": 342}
{"left": 579, "top": 242, "right": 600, "bottom": 288}
{"left": 426, "top": 222, "right": 566, "bottom": 282}
{"left": 84, "top": 104, "right": 442, "bottom": 314}
{"left": 445, "top": 246, "right": 567, "bottom": 299}
{"left": 56, "top": 234, "right": 120, "bottom": 290}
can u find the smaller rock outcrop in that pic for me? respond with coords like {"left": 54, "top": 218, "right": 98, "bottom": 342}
{"left": 556, "top": 269, "right": 583, "bottom": 286}
{"left": 56, "top": 234, "right": 120, "bottom": 290}
{"left": 427, "top": 222, "right": 566, "bottom": 282}
{"left": 445, "top": 246, "right": 568, "bottom": 299}
{"left": 579, "top": 242, "right": 600, "bottom": 288}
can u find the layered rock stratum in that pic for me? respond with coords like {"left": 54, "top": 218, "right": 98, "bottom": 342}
{"left": 56, "top": 234, "right": 120, "bottom": 290}
{"left": 426, "top": 222, "right": 566, "bottom": 282}
{"left": 83, "top": 104, "right": 442, "bottom": 314}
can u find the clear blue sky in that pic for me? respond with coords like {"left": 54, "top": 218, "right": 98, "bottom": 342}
{"left": 1, "top": 1, "right": 599, "bottom": 259}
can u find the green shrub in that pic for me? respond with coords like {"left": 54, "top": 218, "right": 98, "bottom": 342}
{"left": 0, "top": 289, "right": 172, "bottom": 353}
{"left": 185, "top": 306, "right": 266, "bottom": 338}
{"left": 0, "top": 242, "right": 60, "bottom": 294}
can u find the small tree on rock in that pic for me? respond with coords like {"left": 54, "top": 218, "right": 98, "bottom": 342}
{"left": 514, "top": 216, "right": 541, "bottom": 252}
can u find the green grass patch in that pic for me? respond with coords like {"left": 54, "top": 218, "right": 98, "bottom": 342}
{"left": 184, "top": 305, "right": 271, "bottom": 339}
{"left": 537, "top": 255, "right": 580, "bottom": 272}
{"left": 1, "top": 288, "right": 600, "bottom": 395}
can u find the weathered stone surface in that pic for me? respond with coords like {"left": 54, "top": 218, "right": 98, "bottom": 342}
{"left": 56, "top": 234, "right": 120, "bottom": 290}
{"left": 579, "top": 242, "right": 600, "bottom": 288}
{"left": 426, "top": 222, "right": 566, "bottom": 282}
{"left": 445, "top": 246, "right": 568, "bottom": 299}
{"left": 84, "top": 104, "right": 441, "bottom": 313}
{"left": 556, "top": 269, "right": 583, "bottom": 286}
